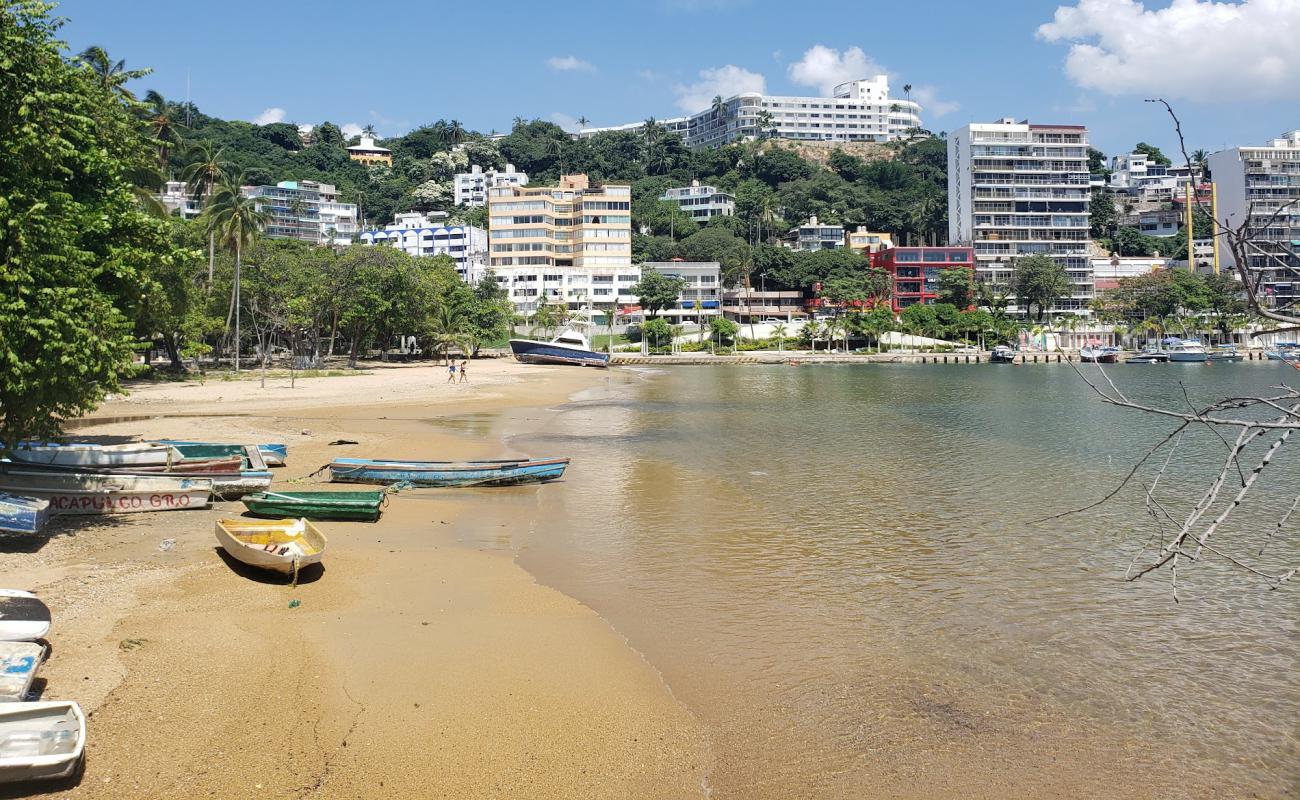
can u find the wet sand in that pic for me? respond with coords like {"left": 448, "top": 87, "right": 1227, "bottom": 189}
{"left": 0, "top": 361, "right": 709, "bottom": 799}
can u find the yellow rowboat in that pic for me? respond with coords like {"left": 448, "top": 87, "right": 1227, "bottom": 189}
{"left": 214, "top": 518, "right": 326, "bottom": 576}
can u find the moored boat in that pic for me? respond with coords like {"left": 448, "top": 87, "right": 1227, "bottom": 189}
{"left": 1165, "top": 339, "right": 1208, "bottom": 362}
{"left": 1126, "top": 346, "right": 1169, "bottom": 364}
{"left": 328, "top": 457, "right": 570, "bottom": 487}
{"left": 9, "top": 442, "right": 179, "bottom": 468}
{"left": 990, "top": 345, "right": 1016, "bottom": 363}
{"left": 215, "top": 518, "right": 326, "bottom": 575}
{"left": 0, "top": 494, "right": 50, "bottom": 534}
{"left": 242, "top": 490, "right": 384, "bottom": 521}
{"left": 0, "top": 700, "right": 86, "bottom": 784}
{"left": 0, "top": 468, "right": 211, "bottom": 515}
{"left": 509, "top": 322, "right": 608, "bottom": 368}
{"left": 1207, "top": 345, "right": 1244, "bottom": 362}
{"left": 1079, "top": 345, "right": 1118, "bottom": 364}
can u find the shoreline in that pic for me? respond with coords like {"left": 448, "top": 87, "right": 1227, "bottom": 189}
{"left": 2, "top": 361, "right": 710, "bottom": 799}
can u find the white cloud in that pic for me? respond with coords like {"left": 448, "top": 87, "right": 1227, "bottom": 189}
{"left": 636, "top": 68, "right": 663, "bottom": 81}
{"left": 546, "top": 55, "right": 595, "bottom": 72}
{"left": 1037, "top": 0, "right": 1300, "bottom": 102}
{"left": 673, "top": 64, "right": 766, "bottom": 112}
{"left": 549, "top": 112, "right": 580, "bottom": 133}
{"left": 340, "top": 123, "right": 363, "bottom": 138}
{"left": 912, "top": 85, "right": 960, "bottom": 119}
{"left": 787, "top": 45, "right": 885, "bottom": 95}
{"left": 253, "top": 107, "right": 286, "bottom": 125}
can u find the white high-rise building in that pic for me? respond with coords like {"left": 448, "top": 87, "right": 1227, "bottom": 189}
{"left": 454, "top": 164, "right": 528, "bottom": 207}
{"left": 359, "top": 212, "right": 487, "bottom": 279}
{"left": 580, "top": 75, "right": 922, "bottom": 149}
{"left": 948, "top": 118, "right": 1093, "bottom": 314}
{"left": 244, "top": 180, "right": 359, "bottom": 245}
{"left": 660, "top": 181, "right": 735, "bottom": 220}
{"left": 1208, "top": 131, "right": 1300, "bottom": 312}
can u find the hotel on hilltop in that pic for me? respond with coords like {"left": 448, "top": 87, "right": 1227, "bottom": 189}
{"left": 947, "top": 118, "right": 1093, "bottom": 314}
{"left": 580, "top": 76, "right": 922, "bottom": 149}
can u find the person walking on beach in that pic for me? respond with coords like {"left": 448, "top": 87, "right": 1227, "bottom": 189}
{"left": 446, "top": 361, "right": 456, "bottom": 383}
{"left": 458, "top": 359, "right": 469, "bottom": 383}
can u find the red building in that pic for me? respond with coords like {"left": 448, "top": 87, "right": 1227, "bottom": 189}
{"left": 871, "top": 246, "right": 976, "bottom": 311}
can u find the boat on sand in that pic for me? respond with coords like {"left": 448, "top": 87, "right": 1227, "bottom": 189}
{"left": 242, "top": 490, "right": 384, "bottom": 521}
{"left": 0, "top": 701, "right": 85, "bottom": 784}
{"left": 215, "top": 518, "right": 327, "bottom": 576}
{"left": 0, "top": 469, "right": 211, "bottom": 515}
{"left": 0, "top": 494, "right": 50, "bottom": 534}
{"left": 328, "top": 457, "right": 570, "bottom": 487}
{"left": 9, "top": 442, "right": 179, "bottom": 469}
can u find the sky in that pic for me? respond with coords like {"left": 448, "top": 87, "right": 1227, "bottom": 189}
{"left": 50, "top": 0, "right": 1299, "bottom": 159}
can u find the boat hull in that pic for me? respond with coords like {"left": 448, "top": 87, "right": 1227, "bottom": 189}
{"left": 10, "top": 443, "right": 179, "bottom": 468}
{"left": 1167, "top": 353, "right": 1208, "bottom": 362}
{"left": 0, "top": 494, "right": 50, "bottom": 534}
{"left": 328, "top": 457, "right": 569, "bottom": 487}
{"left": 0, "top": 469, "right": 211, "bottom": 515}
{"left": 5, "top": 462, "right": 267, "bottom": 500}
{"left": 215, "top": 518, "right": 326, "bottom": 575}
{"left": 242, "top": 491, "right": 384, "bottom": 521}
{"left": 509, "top": 339, "right": 608, "bottom": 368}
{"left": 0, "top": 701, "right": 86, "bottom": 784}
{"left": 155, "top": 441, "right": 283, "bottom": 467}
{"left": 0, "top": 641, "right": 44, "bottom": 702}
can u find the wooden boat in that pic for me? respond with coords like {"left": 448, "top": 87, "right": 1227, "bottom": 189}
{"left": 0, "top": 591, "right": 51, "bottom": 642}
{"left": 0, "top": 701, "right": 85, "bottom": 784}
{"left": 126, "top": 456, "right": 244, "bottom": 474}
{"left": 0, "top": 641, "right": 44, "bottom": 702}
{"left": 242, "top": 490, "right": 384, "bottom": 521}
{"left": 0, "top": 468, "right": 211, "bottom": 515}
{"left": 155, "top": 440, "right": 285, "bottom": 467}
{"left": 10, "top": 442, "right": 179, "bottom": 468}
{"left": 215, "top": 518, "right": 326, "bottom": 575}
{"left": 0, "top": 494, "right": 49, "bottom": 534}
{"left": 5, "top": 460, "right": 267, "bottom": 501}
{"left": 328, "top": 457, "right": 570, "bottom": 487}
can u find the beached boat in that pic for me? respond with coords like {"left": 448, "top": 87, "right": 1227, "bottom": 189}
{"left": 0, "top": 591, "right": 51, "bottom": 642}
{"left": 0, "top": 468, "right": 211, "bottom": 515}
{"left": 155, "top": 441, "right": 283, "bottom": 467}
{"left": 5, "top": 460, "right": 267, "bottom": 501}
{"left": 215, "top": 518, "right": 326, "bottom": 575}
{"left": 990, "top": 345, "right": 1016, "bottom": 363}
{"left": 9, "top": 442, "right": 179, "bottom": 468}
{"left": 242, "top": 490, "right": 384, "bottom": 521}
{"left": 0, "top": 701, "right": 85, "bottom": 784}
{"left": 0, "top": 494, "right": 49, "bottom": 534}
{"left": 509, "top": 321, "right": 609, "bottom": 368}
{"left": 328, "top": 457, "right": 570, "bottom": 487}
{"left": 1079, "top": 345, "right": 1118, "bottom": 364}
{"left": 0, "top": 641, "right": 44, "bottom": 702}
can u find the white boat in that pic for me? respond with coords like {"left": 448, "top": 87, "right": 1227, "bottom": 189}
{"left": 1079, "top": 345, "right": 1118, "bottom": 363}
{"left": 990, "top": 345, "right": 1016, "bottom": 363}
{"left": 0, "top": 591, "right": 51, "bottom": 642}
{"left": 9, "top": 442, "right": 180, "bottom": 468}
{"left": 0, "top": 469, "right": 211, "bottom": 515}
{"left": 509, "top": 318, "right": 609, "bottom": 368}
{"left": 0, "top": 641, "right": 44, "bottom": 702}
{"left": 0, "top": 701, "right": 85, "bottom": 784}
{"left": 1165, "top": 339, "right": 1208, "bottom": 362}
{"left": 215, "top": 518, "right": 327, "bottom": 576}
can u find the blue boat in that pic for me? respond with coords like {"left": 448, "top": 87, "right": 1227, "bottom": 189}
{"left": 328, "top": 457, "right": 570, "bottom": 487}
{"left": 0, "top": 493, "right": 50, "bottom": 534}
{"left": 509, "top": 325, "right": 608, "bottom": 368}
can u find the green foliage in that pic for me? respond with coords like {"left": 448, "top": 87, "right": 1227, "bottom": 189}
{"left": 1012, "top": 255, "right": 1072, "bottom": 321}
{"left": 0, "top": 1, "right": 184, "bottom": 448}
{"left": 642, "top": 317, "right": 673, "bottom": 353}
{"left": 630, "top": 268, "right": 687, "bottom": 318}
{"left": 1090, "top": 189, "right": 1116, "bottom": 241}
{"left": 935, "top": 268, "right": 975, "bottom": 308}
{"left": 706, "top": 316, "right": 739, "bottom": 346}
{"left": 1094, "top": 269, "right": 1247, "bottom": 333}
{"left": 1134, "top": 142, "right": 1171, "bottom": 167}
{"left": 1087, "top": 147, "right": 1109, "bottom": 178}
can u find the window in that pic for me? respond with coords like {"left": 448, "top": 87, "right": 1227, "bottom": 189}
{"left": 894, "top": 251, "right": 921, "bottom": 262}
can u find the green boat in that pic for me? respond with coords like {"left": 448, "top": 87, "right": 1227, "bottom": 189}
{"left": 241, "top": 490, "right": 384, "bottom": 521}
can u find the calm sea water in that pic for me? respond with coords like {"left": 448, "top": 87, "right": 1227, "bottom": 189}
{"left": 475, "top": 362, "right": 1298, "bottom": 798}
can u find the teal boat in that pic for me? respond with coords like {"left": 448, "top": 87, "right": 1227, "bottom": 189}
{"left": 328, "top": 457, "right": 570, "bottom": 487}
{"left": 154, "top": 441, "right": 286, "bottom": 467}
{"left": 242, "top": 490, "right": 384, "bottom": 521}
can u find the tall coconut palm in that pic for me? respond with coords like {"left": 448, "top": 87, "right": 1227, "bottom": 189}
{"left": 141, "top": 90, "right": 182, "bottom": 170}
{"left": 577, "top": 116, "right": 590, "bottom": 133}
{"left": 361, "top": 123, "right": 377, "bottom": 138}
{"left": 206, "top": 171, "right": 271, "bottom": 373}
{"left": 903, "top": 83, "right": 913, "bottom": 106}
{"left": 180, "top": 143, "right": 230, "bottom": 285}
{"left": 711, "top": 95, "right": 726, "bottom": 121}
{"left": 78, "top": 45, "right": 151, "bottom": 102}
{"left": 448, "top": 120, "right": 467, "bottom": 144}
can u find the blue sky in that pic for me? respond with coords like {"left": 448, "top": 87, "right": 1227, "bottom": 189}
{"left": 51, "top": 0, "right": 1298, "bottom": 159}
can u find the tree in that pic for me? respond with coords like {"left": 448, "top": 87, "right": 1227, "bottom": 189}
{"left": 180, "top": 142, "right": 230, "bottom": 284}
{"left": 630, "top": 268, "right": 686, "bottom": 318}
{"left": 76, "top": 44, "right": 150, "bottom": 102}
{"left": 1013, "top": 255, "right": 1072, "bottom": 321}
{"left": 706, "top": 316, "right": 738, "bottom": 348}
{"left": 205, "top": 170, "right": 271, "bottom": 371}
{"left": 642, "top": 317, "right": 673, "bottom": 353}
{"left": 1090, "top": 189, "right": 1117, "bottom": 242}
{"left": 1133, "top": 141, "right": 1171, "bottom": 167}
{"left": 0, "top": 2, "right": 177, "bottom": 448}
{"left": 936, "top": 267, "right": 975, "bottom": 308}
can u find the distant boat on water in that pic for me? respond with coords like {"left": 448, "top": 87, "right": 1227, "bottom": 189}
{"left": 1164, "top": 338, "right": 1208, "bottom": 362}
{"left": 0, "top": 494, "right": 49, "bottom": 534}
{"left": 990, "top": 345, "right": 1016, "bottom": 363}
{"left": 1127, "top": 346, "right": 1169, "bottom": 364}
{"left": 9, "top": 442, "right": 179, "bottom": 468}
{"left": 1079, "top": 345, "right": 1118, "bottom": 363}
{"left": 1207, "top": 345, "right": 1244, "bottom": 362}
{"left": 509, "top": 320, "right": 609, "bottom": 368}
{"left": 328, "top": 457, "right": 570, "bottom": 487}
{"left": 0, "top": 468, "right": 211, "bottom": 514}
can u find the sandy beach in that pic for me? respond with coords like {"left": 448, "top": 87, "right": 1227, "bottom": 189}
{"left": 1, "top": 360, "right": 709, "bottom": 799}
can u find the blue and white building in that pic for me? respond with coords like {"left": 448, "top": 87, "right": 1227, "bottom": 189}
{"left": 359, "top": 212, "right": 488, "bottom": 279}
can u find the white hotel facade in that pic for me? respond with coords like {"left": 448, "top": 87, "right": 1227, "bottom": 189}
{"left": 581, "top": 76, "right": 922, "bottom": 149}
{"left": 359, "top": 212, "right": 487, "bottom": 279}
{"left": 948, "top": 118, "right": 1093, "bottom": 314}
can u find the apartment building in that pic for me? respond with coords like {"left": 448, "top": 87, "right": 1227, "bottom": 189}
{"left": 244, "top": 180, "right": 359, "bottom": 245}
{"left": 486, "top": 174, "right": 632, "bottom": 314}
{"left": 454, "top": 163, "right": 529, "bottom": 207}
{"left": 948, "top": 118, "right": 1093, "bottom": 314}
{"left": 1108, "top": 152, "right": 1200, "bottom": 208}
{"left": 871, "top": 246, "right": 976, "bottom": 311}
{"left": 358, "top": 212, "right": 487, "bottom": 278}
{"left": 640, "top": 261, "right": 722, "bottom": 324}
{"left": 157, "top": 181, "right": 203, "bottom": 220}
{"left": 783, "top": 216, "right": 845, "bottom": 252}
{"left": 1208, "top": 130, "right": 1300, "bottom": 311}
{"left": 845, "top": 226, "right": 894, "bottom": 254}
{"left": 347, "top": 135, "right": 392, "bottom": 167}
{"left": 580, "top": 75, "right": 922, "bottom": 149}
{"left": 660, "top": 181, "right": 735, "bottom": 220}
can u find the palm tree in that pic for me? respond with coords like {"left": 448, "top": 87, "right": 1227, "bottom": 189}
{"left": 755, "top": 110, "right": 774, "bottom": 140}
{"left": 206, "top": 171, "right": 271, "bottom": 372}
{"left": 1191, "top": 148, "right": 1209, "bottom": 175}
{"left": 180, "top": 143, "right": 230, "bottom": 284}
{"left": 544, "top": 137, "right": 566, "bottom": 176}
{"left": 448, "top": 120, "right": 467, "bottom": 144}
{"left": 141, "top": 90, "right": 182, "bottom": 170}
{"left": 772, "top": 323, "right": 787, "bottom": 353}
{"left": 361, "top": 124, "right": 377, "bottom": 138}
{"left": 428, "top": 304, "right": 468, "bottom": 363}
{"left": 577, "top": 116, "right": 590, "bottom": 133}
{"left": 604, "top": 302, "right": 620, "bottom": 354}
{"left": 903, "top": 83, "right": 913, "bottom": 106}
{"left": 78, "top": 46, "right": 151, "bottom": 102}
{"left": 711, "top": 95, "right": 726, "bottom": 120}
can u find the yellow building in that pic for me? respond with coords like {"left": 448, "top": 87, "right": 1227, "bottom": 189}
{"left": 845, "top": 226, "right": 894, "bottom": 254}
{"left": 347, "top": 135, "right": 392, "bottom": 167}
{"left": 487, "top": 174, "right": 632, "bottom": 271}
